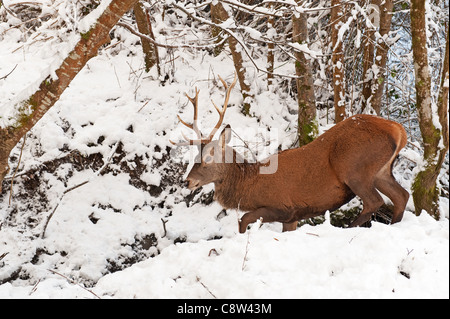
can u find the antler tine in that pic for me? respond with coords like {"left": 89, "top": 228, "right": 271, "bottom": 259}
{"left": 205, "top": 72, "right": 238, "bottom": 142}
{"left": 177, "top": 87, "right": 203, "bottom": 141}
{"left": 171, "top": 87, "right": 204, "bottom": 146}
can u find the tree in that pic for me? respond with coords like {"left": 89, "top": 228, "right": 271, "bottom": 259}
{"left": 410, "top": 0, "right": 449, "bottom": 219}
{"left": 0, "top": 0, "right": 138, "bottom": 192}
{"left": 361, "top": 0, "right": 394, "bottom": 115}
{"left": 330, "top": 0, "right": 346, "bottom": 123}
{"left": 210, "top": 1, "right": 254, "bottom": 116}
{"left": 293, "top": 6, "right": 318, "bottom": 146}
{"left": 361, "top": 4, "right": 376, "bottom": 113}
{"left": 134, "top": 1, "right": 160, "bottom": 75}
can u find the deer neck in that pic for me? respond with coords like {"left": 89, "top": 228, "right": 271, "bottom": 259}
{"left": 213, "top": 161, "right": 260, "bottom": 210}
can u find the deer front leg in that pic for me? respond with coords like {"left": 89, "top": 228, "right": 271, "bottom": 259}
{"left": 282, "top": 221, "right": 298, "bottom": 232}
{"left": 239, "top": 207, "right": 295, "bottom": 233}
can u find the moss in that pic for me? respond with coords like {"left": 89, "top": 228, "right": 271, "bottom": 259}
{"left": 298, "top": 118, "right": 318, "bottom": 146}
{"left": 27, "top": 96, "right": 38, "bottom": 109}
{"left": 12, "top": 97, "right": 38, "bottom": 130}
{"left": 80, "top": 28, "right": 93, "bottom": 40}
{"left": 412, "top": 170, "right": 440, "bottom": 219}
{"left": 15, "top": 112, "right": 32, "bottom": 129}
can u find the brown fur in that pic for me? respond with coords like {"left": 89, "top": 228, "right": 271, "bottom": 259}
{"left": 185, "top": 114, "right": 409, "bottom": 233}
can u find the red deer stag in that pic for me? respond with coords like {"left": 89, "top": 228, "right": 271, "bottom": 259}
{"left": 171, "top": 74, "right": 409, "bottom": 233}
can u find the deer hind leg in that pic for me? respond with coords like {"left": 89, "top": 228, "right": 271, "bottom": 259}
{"left": 375, "top": 170, "right": 409, "bottom": 224}
{"left": 239, "top": 207, "right": 294, "bottom": 233}
{"left": 346, "top": 179, "right": 384, "bottom": 227}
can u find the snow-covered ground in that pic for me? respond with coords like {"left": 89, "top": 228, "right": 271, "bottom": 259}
{"left": 0, "top": 3, "right": 448, "bottom": 299}
{"left": 1, "top": 210, "right": 448, "bottom": 299}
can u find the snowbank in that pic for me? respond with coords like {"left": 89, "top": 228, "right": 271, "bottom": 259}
{"left": 0, "top": 211, "right": 448, "bottom": 299}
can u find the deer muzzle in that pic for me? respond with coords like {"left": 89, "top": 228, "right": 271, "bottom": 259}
{"left": 186, "top": 178, "right": 201, "bottom": 190}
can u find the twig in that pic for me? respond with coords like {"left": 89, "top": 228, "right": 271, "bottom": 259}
{"left": 160, "top": 218, "right": 168, "bottom": 238}
{"left": 306, "top": 232, "right": 319, "bottom": 237}
{"left": 196, "top": 276, "right": 217, "bottom": 298}
{"left": 242, "top": 231, "right": 251, "bottom": 271}
{"left": 48, "top": 269, "right": 101, "bottom": 299}
{"left": 116, "top": 21, "right": 227, "bottom": 50}
{"left": 29, "top": 279, "right": 41, "bottom": 296}
{"left": 0, "top": 0, "right": 18, "bottom": 18}
{"left": 137, "top": 100, "right": 150, "bottom": 113}
{"left": 0, "top": 64, "right": 18, "bottom": 80}
{"left": 9, "top": 134, "right": 27, "bottom": 206}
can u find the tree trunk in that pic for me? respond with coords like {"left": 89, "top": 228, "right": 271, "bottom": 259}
{"left": 210, "top": 1, "right": 226, "bottom": 57}
{"left": 267, "top": 13, "right": 275, "bottom": 88}
{"left": 361, "top": 27, "right": 375, "bottom": 112}
{"left": 211, "top": 1, "right": 253, "bottom": 116}
{"left": 369, "top": 0, "right": 393, "bottom": 115}
{"left": 292, "top": 9, "right": 317, "bottom": 146}
{"left": 0, "top": 0, "right": 138, "bottom": 193}
{"left": 134, "top": 1, "right": 160, "bottom": 75}
{"left": 410, "top": 0, "right": 448, "bottom": 219}
{"left": 330, "top": 0, "right": 346, "bottom": 123}
{"left": 437, "top": 28, "right": 449, "bottom": 153}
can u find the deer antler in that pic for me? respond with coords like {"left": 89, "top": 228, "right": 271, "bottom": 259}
{"left": 171, "top": 72, "right": 237, "bottom": 146}
{"left": 206, "top": 73, "right": 238, "bottom": 142}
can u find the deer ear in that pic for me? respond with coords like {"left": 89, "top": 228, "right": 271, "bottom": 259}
{"left": 219, "top": 124, "right": 232, "bottom": 146}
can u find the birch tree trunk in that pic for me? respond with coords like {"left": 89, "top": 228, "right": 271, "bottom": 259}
{"left": 0, "top": 0, "right": 138, "bottom": 192}
{"left": 293, "top": 9, "right": 317, "bottom": 146}
{"left": 410, "top": 0, "right": 449, "bottom": 219}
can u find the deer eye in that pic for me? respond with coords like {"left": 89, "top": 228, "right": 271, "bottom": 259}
{"left": 203, "top": 155, "right": 213, "bottom": 164}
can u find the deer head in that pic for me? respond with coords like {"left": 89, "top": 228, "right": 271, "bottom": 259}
{"left": 171, "top": 73, "right": 238, "bottom": 190}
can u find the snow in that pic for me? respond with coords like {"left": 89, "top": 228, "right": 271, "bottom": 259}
{"left": 0, "top": 2, "right": 448, "bottom": 299}
{"left": 78, "top": 0, "right": 113, "bottom": 33}
{"left": 96, "top": 212, "right": 448, "bottom": 299}
{"left": 1, "top": 209, "right": 448, "bottom": 299}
